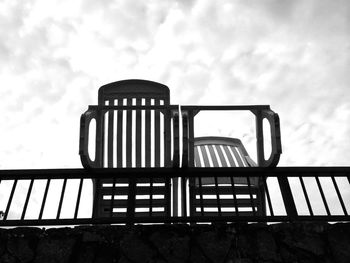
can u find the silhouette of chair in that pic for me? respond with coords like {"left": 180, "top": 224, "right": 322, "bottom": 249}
{"left": 189, "top": 136, "right": 267, "bottom": 217}
{"left": 79, "top": 79, "right": 178, "bottom": 220}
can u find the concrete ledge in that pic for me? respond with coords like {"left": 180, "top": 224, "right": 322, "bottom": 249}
{"left": 0, "top": 222, "right": 349, "bottom": 263}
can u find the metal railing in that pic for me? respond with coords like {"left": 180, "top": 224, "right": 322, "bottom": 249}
{"left": 0, "top": 167, "right": 349, "bottom": 226}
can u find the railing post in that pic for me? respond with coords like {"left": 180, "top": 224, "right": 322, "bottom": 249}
{"left": 277, "top": 176, "right": 298, "bottom": 220}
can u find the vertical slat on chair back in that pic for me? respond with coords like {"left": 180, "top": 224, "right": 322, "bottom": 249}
{"left": 97, "top": 80, "right": 170, "bottom": 168}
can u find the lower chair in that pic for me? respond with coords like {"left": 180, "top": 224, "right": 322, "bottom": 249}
{"left": 189, "top": 136, "right": 266, "bottom": 218}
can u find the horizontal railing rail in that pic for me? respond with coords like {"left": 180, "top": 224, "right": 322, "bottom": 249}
{"left": 0, "top": 167, "right": 349, "bottom": 226}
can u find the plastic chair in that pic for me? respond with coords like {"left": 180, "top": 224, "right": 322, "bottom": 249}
{"left": 189, "top": 136, "right": 266, "bottom": 217}
{"left": 79, "top": 79, "right": 178, "bottom": 219}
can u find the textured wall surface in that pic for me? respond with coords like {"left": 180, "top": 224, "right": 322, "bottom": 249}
{"left": 0, "top": 222, "right": 349, "bottom": 263}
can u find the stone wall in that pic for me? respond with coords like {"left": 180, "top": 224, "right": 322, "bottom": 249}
{"left": 0, "top": 222, "right": 349, "bottom": 263}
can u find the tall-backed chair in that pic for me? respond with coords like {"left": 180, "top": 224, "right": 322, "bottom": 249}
{"left": 79, "top": 79, "right": 178, "bottom": 220}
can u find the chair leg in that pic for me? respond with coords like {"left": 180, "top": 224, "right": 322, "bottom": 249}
{"left": 92, "top": 178, "right": 99, "bottom": 219}
{"left": 256, "top": 181, "right": 267, "bottom": 217}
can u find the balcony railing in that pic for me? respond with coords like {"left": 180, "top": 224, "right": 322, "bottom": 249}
{"left": 0, "top": 167, "right": 349, "bottom": 226}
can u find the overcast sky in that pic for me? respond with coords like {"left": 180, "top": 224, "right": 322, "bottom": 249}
{"left": 0, "top": 0, "right": 349, "bottom": 169}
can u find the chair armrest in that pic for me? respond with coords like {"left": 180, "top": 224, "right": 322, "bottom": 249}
{"left": 79, "top": 108, "right": 98, "bottom": 168}
{"left": 261, "top": 110, "right": 282, "bottom": 167}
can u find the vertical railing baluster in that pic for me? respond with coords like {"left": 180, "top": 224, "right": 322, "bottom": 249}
{"left": 4, "top": 179, "right": 18, "bottom": 220}
{"left": 247, "top": 176, "right": 256, "bottom": 216}
{"left": 262, "top": 177, "right": 274, "bottom": 216}
{"left": 230, "top": 177, "right": 239, "bottom": 216}
{"left": 331, "top": 176, "right": 348, "bottom": 216}
{"left": 315, "top": 176, "right": 331, "bottom": 216}
{"left": 278, "top": 175, "right": 297, "bottom": 220}
{"left": 299, "top": 176, "right": 313, "bottom": 216}
{"left": 56, "top": 179, "right": 67, "bottom": 219}
{"left": 214, "top": 176, "right": 221, "bottom": 216}
{"left": 21, "top": 179, "right": 34, "bottom": 220}
{"left": 74, "top": 178, "right": 84, "bottom": 219}
{"left": 39, "top": 179, "right": 51, "bottom": 220}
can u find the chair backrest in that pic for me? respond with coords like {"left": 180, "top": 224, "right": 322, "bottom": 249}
{"left": 83, "top": 80, "right": 173, "bottom": 218}
{"left": 96, "top": 79, "right": 171, "bottom": 168}
{"left": 194, "top": 136, "right": 256, "bottom": 168}
{"left": 98, "top": 79, "right": 170, "bottom": 105}
{"left": 193, "top": 136, "right": 257, "bottom": 185}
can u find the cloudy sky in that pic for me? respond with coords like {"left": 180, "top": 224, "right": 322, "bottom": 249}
{"left": 0, "top": 0, "right": 349, "bottom": 169}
